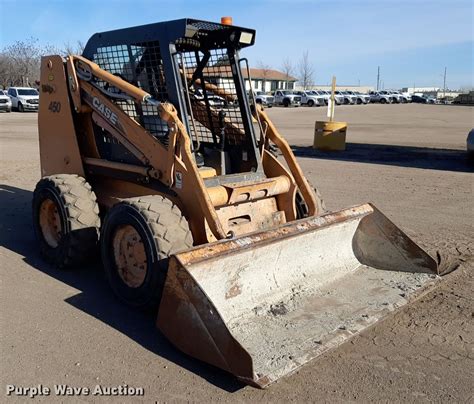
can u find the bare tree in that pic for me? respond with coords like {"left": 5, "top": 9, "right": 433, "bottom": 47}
{"left": 0, "top": 37, "right": 83, "bottom": 88}
{"left": 0, "top": 37, "right": 64, "bottom": 88}
{"left": 298, "top": 50, "right": 315, "bottom": 90}
{"left": 63, "top": 40, "right": 85, "bottom": 56}
{"left": 257, "top": 61, "right": 272, "bottom": 92}
{"left": 281, "top": 57, "right": 294, "bottom": 89}
{"left": 1, "top": 38, "right": 44, "bottom": 87}
{"left": 459, "top": 85, "right": 474, "bottom": 93}
{"left": 0, "top": 53, "right": 14, "bottom": 88}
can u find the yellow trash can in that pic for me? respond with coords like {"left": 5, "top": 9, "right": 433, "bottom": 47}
{"left": 313, "top": 121, "right": 347, "bottom": 151}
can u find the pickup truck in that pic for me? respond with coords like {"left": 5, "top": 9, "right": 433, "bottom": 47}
{"left": 0, "top": 90, "right": 12, "bottom": 112}
{"left": 391, "top": 90, "right": 411, "bottom": 103}
{"left": 346, "top": 91, "right": 370, "bottom": 104}
{"left": 7, "top": 87, "right": 39, "bottom": 111}
{"left": 193, "top": 88, "right": 227, "bottom": 107}
{"left": 294, "top": 91, "right": 325, "bottom": 107}
{"left": 314, "top": 90, "right": 344, "bottom": 105}
{"left": 273, "top": 90, "right": 301, "bottom": 107}
{"left": 250, "top": 91, "right": 274, "bottom": 107}
{"left": 335, "top": 91, "right": 356, "bottom": 105}
{"left": 379, "top": 90, "right": 401, "bottom": 103}
{"left": 369, "top": 91, "right": 392, "bottom": 104}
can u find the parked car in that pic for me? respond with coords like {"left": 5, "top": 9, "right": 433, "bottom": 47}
{"left": 335, "top": 91, "right": 356, "bottom": 105}
{"left": 385, "top": 90, "right": 411, "bottom": 103}
{"left": 0, "top": 90, "right": 12, "bottom": 112}
{"left": 369, "top": 91, "right": 392, "bottom": 104}
{"left": 7, "top": 87, "right": 39, "bottom": 111}
{"left": 411, "top": 94, "right": 437, "bottom": 104}
{"left": 396, "top": 91, "right": 412, "bottom": 103}
{"left": 346, "top": 91, "right": 370, "bottom": 104}
{"left": 294, "top": 91, "right": 325, "bottom": 107}
{"left": 411, "top": 94, "right": 428, "bottom": 103}
{"left": 251, "top": 91, "right": 274, "bottom": 107}
{"left": 273, "top": 90, "right": 301, "bottom": 107}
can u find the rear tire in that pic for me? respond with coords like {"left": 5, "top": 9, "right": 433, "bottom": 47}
{"left": 295, "top": 184, "right": 326, "bottom": 219}
{"left": 101, "top": 195, "right": 193, "bottom": 309}
{"left": 32, "top": 174, "right": 100, "bottom": 268}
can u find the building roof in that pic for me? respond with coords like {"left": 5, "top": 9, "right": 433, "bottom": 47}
{"left": 248, "top": 68, "right": 297, "bottom": 82}
{"left": 200, "top": 65, "right": 297, "bottom": 82}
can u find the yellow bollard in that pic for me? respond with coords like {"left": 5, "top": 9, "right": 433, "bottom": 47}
{"left": 313, "top": 121, "right": 347, "bottom": 151}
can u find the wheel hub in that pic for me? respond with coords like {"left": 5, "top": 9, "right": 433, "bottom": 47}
{"left": 39, "top": 199, "right": 62, "bottom": 248}
{"left": 112, "top": 225, "right": 147, "bottom": 288}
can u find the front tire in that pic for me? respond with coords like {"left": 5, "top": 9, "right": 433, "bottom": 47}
{"left": 380, "top": 98, "right": 386, "bottom": 104}
{"left": 101, "top": 196, "right": 193, "bottom": 309}
{"left": 32, "top": 174, "right": 100, "bottom": 268}
{"left": 18, "top": 103, "right": 24, "bottom": 112}
{"left": 307, "top": 100, "right": 314, "bottom": 107}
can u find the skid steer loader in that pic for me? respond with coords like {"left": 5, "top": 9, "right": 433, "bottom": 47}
{"left": 33, "top": 18, "right": 438, "bottom": 387}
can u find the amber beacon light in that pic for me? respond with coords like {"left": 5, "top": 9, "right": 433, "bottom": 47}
{"left": 221, "top": 16, "right": 233, "bottom": 25}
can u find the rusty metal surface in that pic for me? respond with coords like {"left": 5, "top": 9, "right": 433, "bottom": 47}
{"left": 157, "top": 203, "right": 438, "bottom": 388}
{"left": 206, "top": 176, "right": 291, "bottom": 207}
{"left": 215, "top": 197, "right": 285, "bottom": 235}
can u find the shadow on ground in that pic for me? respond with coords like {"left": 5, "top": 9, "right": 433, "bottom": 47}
{"left": 292, "top": 143, "right": 474, "bottom": 173}
{"left": 0, "top": 184, "right": 243, "bottom": 392}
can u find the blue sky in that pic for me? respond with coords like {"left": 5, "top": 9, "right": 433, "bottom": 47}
{"left": 0, "top": 0, "right": 472, "bottom": 88}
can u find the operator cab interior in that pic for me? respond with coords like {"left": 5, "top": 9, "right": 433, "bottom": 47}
{"left": 83, "top": 19, "right": 260, "bottom": 179}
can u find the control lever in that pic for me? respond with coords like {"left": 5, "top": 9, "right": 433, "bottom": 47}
{"left": 218, "top": 110, "right": 226, "bottom": 175}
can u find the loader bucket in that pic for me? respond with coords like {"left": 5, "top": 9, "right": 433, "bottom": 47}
{"left": 157, "top": 203, "right": 438, "bottom": 388}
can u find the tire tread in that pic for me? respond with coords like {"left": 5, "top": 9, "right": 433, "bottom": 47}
{"left": 33, "top": 174, "right": 100, "bottom": 268}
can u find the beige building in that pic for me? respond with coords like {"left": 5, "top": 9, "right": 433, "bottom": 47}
{"left": 244, "top": 68, "right": 297, "bottom": 92}
{"left": 200, "top": 65, "right": 297, "bottom": 93}
{"left": 401, "top": 87, "right": 462, "bottom": 100}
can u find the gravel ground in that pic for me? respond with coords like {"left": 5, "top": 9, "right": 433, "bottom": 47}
{"left": 1, "top": 104, "right": 473, "bottom": 403}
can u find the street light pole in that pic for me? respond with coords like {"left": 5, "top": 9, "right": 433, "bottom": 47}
{"left": 443, "top": 67, "right": 447, "bottom": 100}
{"left": 376, "top": 66, "right": 380, "bottom": 91}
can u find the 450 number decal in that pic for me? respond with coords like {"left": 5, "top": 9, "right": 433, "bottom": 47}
{"left": 48, "top": 101, "right": 61, "bottom": 113}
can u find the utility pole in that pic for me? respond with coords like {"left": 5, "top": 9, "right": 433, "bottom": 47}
{"left": 376, "top": 66, "right": 380, "bottom": 90}
{"left": 443, "top": 67, "right": 447, "bottom": 100}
